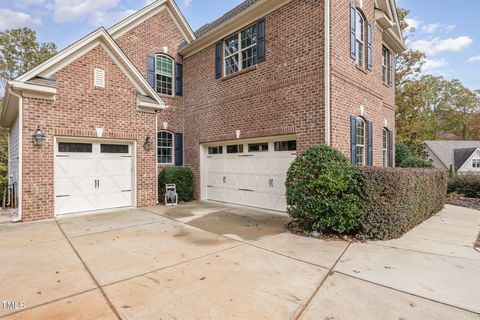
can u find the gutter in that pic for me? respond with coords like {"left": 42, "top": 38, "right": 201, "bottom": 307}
{"left": 8, "top": 87, "right": 23, "bottom": 223}
{"left": 324, "top": 0, "right": 331, "bottom": 146}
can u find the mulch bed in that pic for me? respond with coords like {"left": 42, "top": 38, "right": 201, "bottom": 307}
{"left": 447, "top": 197, "right": 480, "bottom": 212}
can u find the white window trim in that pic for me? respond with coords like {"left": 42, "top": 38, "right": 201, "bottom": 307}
{"left": 154, "top": 54, "right": 175, "bottom": 97}
{"left": 157, "top": 130, "right": 175, "bottom": 165}
{"left": 223, "top": 24, "right": 258, "bottom": 77}
{"left": 382, "top": 128, "right": 388, "bottom": 167}
{"left": 473, "top": 159, "right": 480, "bottom": 169}
{"left": 356, "top": 117, "right": 366, "bottom": 166}
{"left": 382, "top": 44, "right": 393, "bottom": 85}
{"left": 355, "top": 10, "right": 365, "bottom": 67}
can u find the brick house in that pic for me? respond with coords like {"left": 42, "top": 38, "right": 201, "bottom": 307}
{"left": 0, "top": 0, "right": 405, "bottom": 221}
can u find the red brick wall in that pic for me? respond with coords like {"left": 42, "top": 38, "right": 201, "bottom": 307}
{"left": 183, "top": 0, "right": 325, "bottom": 197}
{"left": 115, "top": 6, "right": 186, "bottom": 169}
{"left": 21, "top": 45, "right": 157, "bottom": 221}
{"left": 330, "top": 0, "right": 396, "bottom": 165}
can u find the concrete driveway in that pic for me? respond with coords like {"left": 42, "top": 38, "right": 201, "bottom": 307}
{"left": 0, "top": 202, "right": 479, "bottom": 319}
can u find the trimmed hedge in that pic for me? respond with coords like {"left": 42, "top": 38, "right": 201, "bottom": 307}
{"left": 285, "top": 145, "right": 364, "bottom": 234}
{"left": 158, "top": 167, "right": 194, "bottom": 203}
{"left": 448, "top": 175, "right": 480, "bottom": 198}
{"left": 358, "top": 167, "right": 448, "bottom": 240}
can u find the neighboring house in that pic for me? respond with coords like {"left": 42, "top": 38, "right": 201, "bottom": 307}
{"left": 425, "top": 141, "right": 480, "bottom": 174}
{"left": 0, "top": 0, "right": 405, "bottom": 221}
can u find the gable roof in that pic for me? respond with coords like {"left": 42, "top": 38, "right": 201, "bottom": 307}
{"left": 425, "top": 141, "right": 480, "bottom": 170}
{"left": 13, "top": 28, "right": 164, "bottom": 108}
{"left": 108, "top": 0, "right": 195, "bottom": 43}
{"left": 454, "top": 148, "right": 478, "bottom": 170}
{"left": 375, "top": 0, "right": 407, "bottom": 53}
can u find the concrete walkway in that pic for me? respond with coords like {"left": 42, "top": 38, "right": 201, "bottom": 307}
{"left": 0, "top": 203, "right": 479, "bottom": 319}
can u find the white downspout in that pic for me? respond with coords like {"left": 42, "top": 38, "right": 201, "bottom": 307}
{"left": 9, "top": 87, "right": 23, "bottom": 222}
{"left": 324, "top": 0, "right": 331, "bottom": 146}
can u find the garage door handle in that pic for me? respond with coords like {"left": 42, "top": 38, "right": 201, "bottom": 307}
{"left": 56, "top": 195, "right": 70, "bottom": 198}
{"left": 239, "top": 189, "right": 254, "bottom": 192}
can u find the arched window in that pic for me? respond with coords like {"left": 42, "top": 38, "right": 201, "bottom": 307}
{"left": 356, "top": 117, "right": 366, "bottom": 165}
{"left": 158, "top": 131, "right": 174, "bottom": 164}
{"left": 155, "top": 54, "right": 174, "bottom": 96}
{"left": 355, "top": 9, "right": 365, "bottom": 67}
{"left": 383, "top": 128, "right": 389, "bottom": 167}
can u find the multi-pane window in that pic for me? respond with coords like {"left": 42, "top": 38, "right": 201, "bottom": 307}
{"left": 208, "top": 146, "right": 223, "bottom": 155}
{"left": 227, "top": 145, "right": 244, "bottom": 154}
{"left": 224, "top": 24, "right": 257, "bottom": 76}
{"left": 473, "top": 159, "right": 480, "bottom": 168}
{"left": 158, "top": 131, "right": 173, "bottom": 164}
{"left": 355, "top": 10, "right": 365, "bottom": 67}
{"left": 356, "top": 117, "right": 366, "bottom": 166}
{"left": 248, "top": 143, "right": 269, "bottom": 152}
{"left": 274, "top": 140, "right": 297, "bottom": 152}
{"left": 382, "top": 46, "right": 391, "bottom": 84}
{"left": 383, "top": 128, "right": 388, "bottom": 167}
{"left": 155, "top": 55, "right": 174, "bottom": 96}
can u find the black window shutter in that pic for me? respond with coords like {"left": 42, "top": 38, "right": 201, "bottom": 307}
{"left": 388, "top": 130, "right": 394, "bottom": 167}
{"left": 257, "top": 18, "right": 266, "bottom": 63}
{"left": 147, "top": 55, "right": 155, "bottom": 89}
{"left": 215, "top": 41, "right": 222, "bottom": 79}
{"left": 367, "top": 23, "right": 373, "bottom": 70}
{"left": 175, "top": 63, "right": 183, "bottom": 96}
{"left": 367, "top": 121, "right": 373, "bottom": 166}
{"left": 388, "top": 51, "right": 393, "bottom": 85}
{"left": 350, "top": 4, "right": 357, "bottom": 60}
{"left": 174, "top": 133, "right": 184, "bottom": 166}
{"left": 350, "top": 116, "right": 357, "bottom": 164}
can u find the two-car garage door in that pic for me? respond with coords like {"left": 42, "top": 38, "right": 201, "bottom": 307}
{"left": 55, "top": 140, "right": 134, "bottom": 215}
{"left": 204, "top": 137, "right": 297, "bottom": 212}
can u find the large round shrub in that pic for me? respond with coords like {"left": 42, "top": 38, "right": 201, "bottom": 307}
{"left": 285, "top": 145, "right": 364, "bottom": 234}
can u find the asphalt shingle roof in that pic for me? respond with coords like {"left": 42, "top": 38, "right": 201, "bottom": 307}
{"left": 194, "top": 0, "right": 262, "bottom": 38}
{"left": 454, "top": 148, "right": 477, "bottom": 170}
{"left": 26, "top": 77, "right": 57, "bottom": 88}
{"left": 425, "top": 140, "right": 480, "bottom": 169}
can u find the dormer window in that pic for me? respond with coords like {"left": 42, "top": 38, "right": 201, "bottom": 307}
{"left": 473, "top": 159, "right": 480, "bottom": 168}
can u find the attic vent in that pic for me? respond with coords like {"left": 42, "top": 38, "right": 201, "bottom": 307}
{"left": 94, "top": 68, "right": 105, "bottom": 88}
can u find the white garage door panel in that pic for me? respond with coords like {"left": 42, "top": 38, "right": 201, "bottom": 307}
{"left": 204, "top": 138, "right": 296, "bottom": 212}
{"left": 55, "top": 141, "right": 134, "bottom": 216}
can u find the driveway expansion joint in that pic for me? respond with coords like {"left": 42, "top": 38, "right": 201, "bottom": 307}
{"left": 293, "top": 241, "right": 353, "bottom": 319}
{"left": 54, "top": 219, "right": 123, "bottom": 320}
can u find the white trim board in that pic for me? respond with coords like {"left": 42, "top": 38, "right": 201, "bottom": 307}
{"left": 15, "top": 28, "right": 165, "bottom": 108}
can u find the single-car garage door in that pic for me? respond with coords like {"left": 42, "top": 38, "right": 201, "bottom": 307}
{"left": 55, "top": 140, "right": 134, "bottom": 215}
{"left": 203, "top": 137, "right": 297, "bottom": 212}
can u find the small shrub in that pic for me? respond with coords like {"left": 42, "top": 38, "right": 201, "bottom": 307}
{"left": 158, "top": 167, "right": 194, "bottom": 202}
{"left": 447, "top": 175, "right": 480, "bottom": 198}
{"left": 285, "top": 145, "right": 364, "bottom": 234}
{"left": 399, "top": 156, "right": 433, "bottom": 168}
{"left": 358, "top": 167, "right": 447, "bottom": 240}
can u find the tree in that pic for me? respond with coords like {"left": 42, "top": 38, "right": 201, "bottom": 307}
{"left": 0, "top": 27, "right": 57, "bottom": 92}
{"left": 395, "top": 8, "right": 480, "bottom": 145}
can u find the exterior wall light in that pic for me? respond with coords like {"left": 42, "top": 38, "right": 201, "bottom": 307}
{"left": 144, "top": 136, "right": 153, "bottom": 151}
{"left": 33, "top": 127, "right": 45, "bottom": 145}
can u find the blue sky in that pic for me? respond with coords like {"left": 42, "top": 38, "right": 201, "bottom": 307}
{"left": 0, "top": 0, "right": 479, "bottom": 90}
